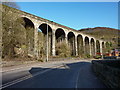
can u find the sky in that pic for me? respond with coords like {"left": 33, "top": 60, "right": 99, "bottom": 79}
{"left": 16, "top": 2, "right": 118, "bottom": 30}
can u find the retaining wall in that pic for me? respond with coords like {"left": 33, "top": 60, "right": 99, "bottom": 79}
{"left": 92, "top": 60, "right": 120, "bottom": 88}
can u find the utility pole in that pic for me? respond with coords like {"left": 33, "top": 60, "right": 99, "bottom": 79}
{"left": 46, "top": 21, "right": 48, "bottom": 62}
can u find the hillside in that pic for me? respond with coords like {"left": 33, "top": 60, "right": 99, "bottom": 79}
{"left": 79, "top": 27, "right": 120, "bottom": 41}
{"left": 79, "top": 27, "right": 120, "bottom": 48}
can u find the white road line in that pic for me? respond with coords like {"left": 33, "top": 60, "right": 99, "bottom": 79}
{"left": 1, "top": 66, "right": 30, "bottom": 73}
{"left": 1, "top": 63, "right": 58, "bottom": 73}
{"left": 75, "top": 69, "right": 80, "bottom": 89}
{"left": 1, "top": 60, "right": 91, "bottom": 73}
{"left": 1, "top": 74, "right": 32, "bottom": 89}
{"left": 1, "top": 60, "right": 90, "bottom": 88}
{"left": 1, "top": 64, "right": 64, "bottom": 89}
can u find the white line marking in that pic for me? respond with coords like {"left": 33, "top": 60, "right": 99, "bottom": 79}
{"left": 1, "top": 64, "right": 64, "bottom": 89}
{"left": 1, "top": 74, "right": 32, "bottom": 89}
{"left": 1, "top": 60, "right": 90, "bottom": 73}
{"left": 1, "top": 63, "right": 59, "bottom": 73}
{"left": 1, "top": 60, "right": 90, "bottom": 88}
{"left": 1, "top": 63, "right": 49, "bottom": 73}
{"left": 75, "top": 69, "right": 80, "bottom": 89}
{"left": 1, "top": 66, "right": 30, "bottom": 73}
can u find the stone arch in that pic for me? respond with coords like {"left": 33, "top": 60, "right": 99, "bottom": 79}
{"left": 105, "top": 42, "right": 109, "bottom": 48}
{"left": 38, "top": 30, "right": 44, "bottom": 58}
{"left": 77, "top": 34, "right": 83, "bottom": 57}
{"left": 55, "top": 28, "right": 66, "bottom": 56}
{"left": 105, "top": 41, "right": 111, "bottom": 53}
{"left": 2, "top": 17, "right": 35, "bottom": 58}
{"left": 84, "top": 36, "right": 90, "bottom": 55}
{"left": 102, "top": 42, "right": 105, "bottom": 55}
{"left": 39, "top": 23, "right": 52, "bottom": 34}
{"left": 38, "top": 23, "right": 53, "bottom": 56}
{"left": 22, "top": 17, "right": 35, "bottom": 28}
{"left": 96, "top": 40, "right": 100, "bottom": 55}
{"left": 22, "top": 17, "right": 35, "bottom": 56}
{"left": 55, "top": 28, "right": 65, "bottom": 43}
{"left": 90, "top": 38, "right": 95, "bottom": 56}
{"left": 68, "top": 32, "right": 75, "bottom": 56}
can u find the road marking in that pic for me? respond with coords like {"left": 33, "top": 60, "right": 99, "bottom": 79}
{"left": 1, "top": 60, "right": 91, "bottom": 89}
{"left": 75, "top": 68, "right": 81, "bottom": 89}
{"left": 1, "top": 66, "right": 30, "bottom": 73}
{"left": 1, "top": 60, "right": 91, "bottom": 73}
{"left": 1, "top": 64, "right": 64, "bottom": 89}
{"left": 0, "top": 64, "right": 46, "bottom": 73}
{"left": 1, "top": 63, "right": 59, "bottom": 73}
{"left": 1, "top": 61, "right": 65, "bottom": 73}
{"left": 1, "top": 74, "right": 32, "bottom": 89}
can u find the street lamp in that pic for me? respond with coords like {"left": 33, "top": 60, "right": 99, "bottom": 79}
{"left": 46, "top": 21, "right": 48, "bottom": 62}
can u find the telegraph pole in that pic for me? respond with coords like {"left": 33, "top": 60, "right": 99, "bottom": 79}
{"left": 46, "top": 21, "right": 48, "bottom": 62}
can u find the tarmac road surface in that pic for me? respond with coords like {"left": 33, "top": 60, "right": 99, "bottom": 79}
{"left": 2, "top": 60, "right": 106, "bottom": 88}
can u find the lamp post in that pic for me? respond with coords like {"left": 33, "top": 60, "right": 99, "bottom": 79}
{"left": 46, "top": 21, "right": 48, "bottom": 62}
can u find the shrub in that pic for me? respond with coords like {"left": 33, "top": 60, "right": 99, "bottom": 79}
{"left": 56, "top": 41, "right": 71, "bottom": 57}
{"left": 94, "top": 55, "right": 102, "bottom": 59}
{"left": 38, "top": 59, "right": 44, "bottom": 62}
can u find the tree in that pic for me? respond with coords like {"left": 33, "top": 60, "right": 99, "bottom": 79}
{"left": 56, "top": 41, "right": 71, "bottom": 57}
{"left": 2, "top": 4, "right": 23, "bottom": 58}
{"left": 2, "top": 0, "right": 20, "bottom": 9}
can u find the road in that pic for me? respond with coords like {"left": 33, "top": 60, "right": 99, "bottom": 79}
{"left": 2, "top": 60, "right": 106, "bottom": 88}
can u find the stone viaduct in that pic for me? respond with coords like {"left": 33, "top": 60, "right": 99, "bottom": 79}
{"left": 1, "top": 6, "right": 108, "bottom": 60}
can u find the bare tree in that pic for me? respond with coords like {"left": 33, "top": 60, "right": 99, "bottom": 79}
{"left": 2, "top": 1, "right": 21, "bottom": 59}
{"left": 2, "top": 0, "right": 20, "bottom": 9}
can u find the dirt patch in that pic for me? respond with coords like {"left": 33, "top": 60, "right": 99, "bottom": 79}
{"left": 2, "top": 57, "right": 38, "bottom": 67}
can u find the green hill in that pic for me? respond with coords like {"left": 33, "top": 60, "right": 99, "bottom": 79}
{"left": 79, "top": 27, "right": 120, "bottom": 48}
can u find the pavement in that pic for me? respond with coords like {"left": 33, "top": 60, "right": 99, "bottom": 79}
{"left": 1, "top": 59, "right": 106, "bottom": 88}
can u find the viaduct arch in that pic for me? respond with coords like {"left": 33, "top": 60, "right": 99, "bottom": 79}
{"left": 1, "top": 6, "right": 108, "bottom": 60}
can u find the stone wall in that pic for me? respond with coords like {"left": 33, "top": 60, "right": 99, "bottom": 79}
{"left": 92, "top": 60, "right": 120, "bottom": 88}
